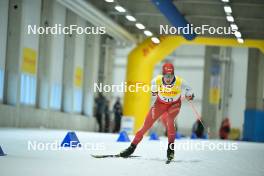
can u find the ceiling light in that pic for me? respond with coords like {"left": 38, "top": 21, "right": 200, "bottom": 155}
{"left": 115, "top": 5, "right": 126, "bottom": 13}
{"left": 57, "top": 0, "right": 136, "bottom": 43}
{"left": 224, "top": 5, "right": 232, "bottom": 14}
{"left": 135, "top": 23, "right": 145, "bottom": 30}
{"left": 125, "top": 15, "right": 136, "bottom": 22}
{"left": 221, "top": 0, "right": 229, "bottom": 2}
{"left": 226, "top": 15, "right": 234, "bottom": 22}
{"left": 151, "top": 37, "right": 160, "bottom": 44}
{"left": 104, "top": 0, "right": 114, "bottom": 2}
{"left": 230, "top": 24, "right": 238, "bottom": 31}
{"left": 237, "top": 38, "right": 244, "bottom": 43}
{"left": 144, "top": 30, "right": 153, "bottom": 36}
{"left": 234, "top": 31, "right": 242, "bottom": 38}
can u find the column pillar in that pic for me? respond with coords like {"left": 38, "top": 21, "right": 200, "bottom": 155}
{"left": 37, "top": 0, "right": 66, "bottom": 110}
{"left": 5, "top": 0, "right": 41, "bottom": 106}
{"left": 62, "top": 10, "right": 85, "bottom": 113}
{"left": 0, "top": 0, "right": 9, "bottom": 102}
{"left": 202, "top": 46, "right": 232, "bottom": 138}
{"left": 243, "top": 49, "right": 264, "bottom": 142}
{"left": 83, "top": 33, "right": 101, "bottom": 116}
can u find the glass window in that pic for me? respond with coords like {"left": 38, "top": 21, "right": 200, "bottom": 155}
{"left": 20, "top": 73, "right": 36, "bottom": 105}
{"left": 50, "top": 83, "right": 62, "bottom": 110}
{"left": 73, "top": 88, "right": 82, "bottom": 113}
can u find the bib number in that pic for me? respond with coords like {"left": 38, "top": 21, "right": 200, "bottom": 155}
{"left": 162, "top": 97, "right": 174, "bottom": 103}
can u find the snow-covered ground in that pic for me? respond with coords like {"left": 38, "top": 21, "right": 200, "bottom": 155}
{"left": 0, "top": 128, "right": 264, "bottom": 176}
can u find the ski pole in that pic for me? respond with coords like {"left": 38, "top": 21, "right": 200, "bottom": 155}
{"left": 187, "top": 100, "right": 210, "bottom": 136}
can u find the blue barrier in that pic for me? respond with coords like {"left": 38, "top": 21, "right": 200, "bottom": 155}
{"left": 191, "top": 132, "right": 197, "bottom": 139}
{"left": 61, "top": 131, "right": 81, "bottom": 147}
{"left": 175, "top": 132, "right": 182, "bottom": 139}
{"left": 149, "top": 132, "right": 159, "bottom": 140}
{"left": 117, "top": 131, "right": 130, "bottom": 142}
{"left": 0, "top": 146, "right": 6, "bottom": 156}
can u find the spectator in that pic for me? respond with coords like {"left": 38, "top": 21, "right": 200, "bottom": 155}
{"left": 104, "top": 99, "right": 110, "bottom": 133}
{"left": 113, "top": 97, "right": 123, "bottom": 133}
{"left": 219, "top": 118, "right": 231, "bottom": 139}
{"left": 94, "top": 93, "right": 106, "bottom": 132}
{"left": 192, "top": 119, "right": 205, "bottom": 138}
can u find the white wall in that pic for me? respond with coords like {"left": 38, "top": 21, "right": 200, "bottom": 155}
{"left": 227, "top": 48, "right": 248, "bottom": 131}
{"left": 112, "top": 46, "right": 134, "bottom": 101}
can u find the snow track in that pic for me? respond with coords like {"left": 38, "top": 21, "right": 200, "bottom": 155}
{"left": 0, "top": 128, "right": 263, "bottom": 176}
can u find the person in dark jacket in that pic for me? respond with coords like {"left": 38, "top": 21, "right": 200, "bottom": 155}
{"left": 104, "top": 99, "right": 110, "bottom": 133}
{"left": 94, "top": 93, "right": 106, "bottom": 132}
{"left": 113, "top": 97, "right": 123, "bottom": 133}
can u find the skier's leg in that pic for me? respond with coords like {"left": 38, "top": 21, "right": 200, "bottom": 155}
{"left": 166, "top": 101, "right": 181, "bottom": 160}
{"left": 160, "top": 112, "right": 168, "bottom": 128}
{"left": 167, "top": 108, "right": 180, "bottom": 143}
{"left": 167, "top": 101, "right": 181, "bottom": 142}
{"left": 160, "top": 112, "right": 169, "bottom": 136}
{"left": 120, "top": 100, "right": 167, "bottom": 157}
{"left": 132, "top": 102, "right": 167, "bottom": 145}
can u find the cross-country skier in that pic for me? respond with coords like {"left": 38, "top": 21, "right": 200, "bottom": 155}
{"left": 119, "top": 62, "right": 194, "bottom": 162}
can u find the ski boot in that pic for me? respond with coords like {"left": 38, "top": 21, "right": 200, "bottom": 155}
{"left": 120, "top": 143, "right": 137, "bottom": 158}
{"left": 166, "top": 143, "right": 175, "bottom": 163}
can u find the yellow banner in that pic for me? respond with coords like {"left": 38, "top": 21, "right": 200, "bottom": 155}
{"left": 21, "top": 48, "right": 37, "bottom": 75}
{"left": 209, "top": 88, "right": 220, "bottom": 104}
{"left": 74, "top": 67, "right": 83, "bottom": 88}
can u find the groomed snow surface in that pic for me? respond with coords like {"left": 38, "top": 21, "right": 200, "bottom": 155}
{"left": 0, "top": 128, "right": 264, "bottom": 176}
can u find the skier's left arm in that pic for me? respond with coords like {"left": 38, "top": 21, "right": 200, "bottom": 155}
{"left": 181, "top": 79, "right": 194, "bottom": 101}
{"left": 151, "top": 76, "right": 158, "bottom": 96}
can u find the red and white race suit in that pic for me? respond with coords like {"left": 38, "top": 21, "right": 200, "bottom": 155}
{"left": 132, "top": 75, "right": 193, "bottom": 144}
